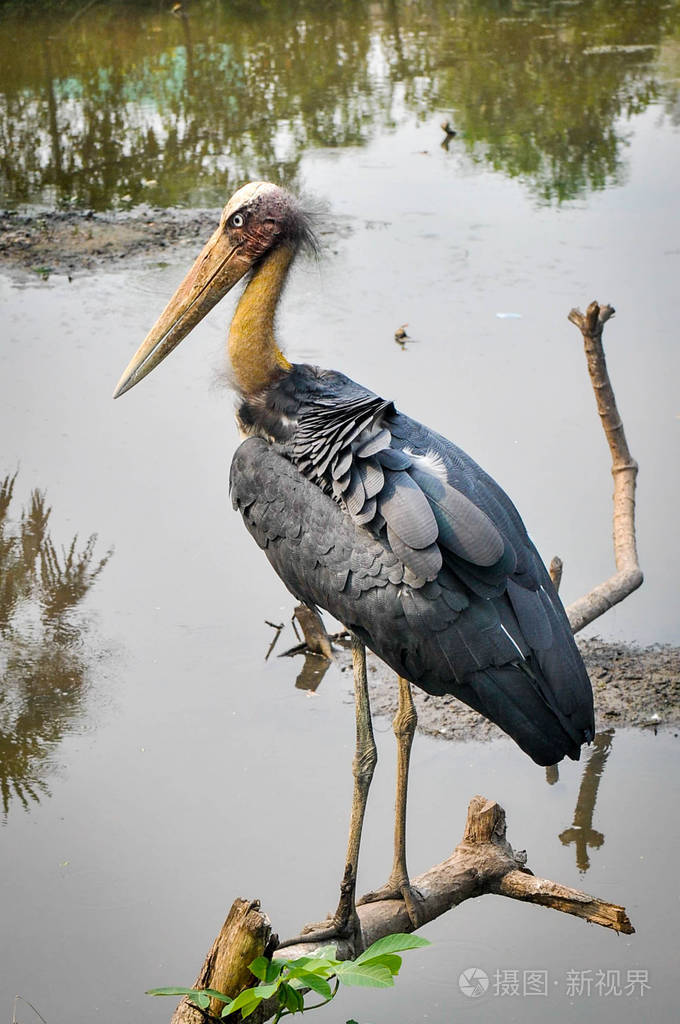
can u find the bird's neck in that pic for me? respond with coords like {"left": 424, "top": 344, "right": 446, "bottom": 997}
{"left": 228, "top": 242, "right": 294, "bottom": 396}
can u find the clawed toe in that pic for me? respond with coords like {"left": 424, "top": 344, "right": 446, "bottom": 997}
{"left": 358, "top": 881, "right": 424, "bottom": 928}
{"left": 277, "top": 911, "right": 360, "bottom": 953}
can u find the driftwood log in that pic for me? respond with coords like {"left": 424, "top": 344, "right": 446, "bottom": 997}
{"left": 169, "top": 796, "right": 633, "bottom": 1023}
{"left": 170, "top": 301, "right": 640, "bottom": 1022}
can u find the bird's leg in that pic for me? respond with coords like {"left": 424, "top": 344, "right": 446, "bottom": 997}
{"left": 278, "top": 635, "right": 377, "bottom": 952}
{"left": 358, "top": 676, "right": 423, "bottom": 927}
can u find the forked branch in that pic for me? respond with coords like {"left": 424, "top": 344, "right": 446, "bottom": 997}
{"left": 563, "top": 301, "right": 643, "bottom": 631}
{"left": 168, "top": 796, "right": 633, "bottom": 1024}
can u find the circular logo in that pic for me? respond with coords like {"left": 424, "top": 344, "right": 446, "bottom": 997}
{"left": 458, "top": 967, "right": 489, "bottom": 998}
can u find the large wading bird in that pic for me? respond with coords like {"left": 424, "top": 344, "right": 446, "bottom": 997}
{"left": 114, "top": 182, "right": 594, "bottom": 947}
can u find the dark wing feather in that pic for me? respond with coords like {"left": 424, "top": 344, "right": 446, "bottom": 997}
{"left": 231, "top": 435, "right": 594, "bottom": 767}
{"left": 408, "top": 467, "right": 505, "bottom": 567}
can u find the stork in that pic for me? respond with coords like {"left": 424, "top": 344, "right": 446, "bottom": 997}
{"left": 114, "top": 182, "right": 594, "bottom": 947}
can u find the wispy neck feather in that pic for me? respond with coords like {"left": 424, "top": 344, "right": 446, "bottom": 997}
{"left": 228, "top": 242, "right": 294, "bottom": 395}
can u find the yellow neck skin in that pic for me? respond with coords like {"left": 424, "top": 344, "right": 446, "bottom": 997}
{"left": 228, "top": 242, "right": 294, "bottom": 395}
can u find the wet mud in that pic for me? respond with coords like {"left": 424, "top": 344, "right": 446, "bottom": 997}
{"left": 334, "top": 638, "right": 680, "bottom": 743}
{"left": 0, "top": 206, "right": 222, "bottom": 275}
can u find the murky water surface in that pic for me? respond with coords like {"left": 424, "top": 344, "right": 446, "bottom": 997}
{"left": 1, "top": 2, "right": 679, "bottom": 1023}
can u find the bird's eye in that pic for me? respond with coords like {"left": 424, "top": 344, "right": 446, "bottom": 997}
{"left": 230, "top": 213, "right": 245, "bottom": 229}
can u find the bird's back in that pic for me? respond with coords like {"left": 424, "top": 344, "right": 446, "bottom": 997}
{"left": 231, "top": 365, "right": 594, "bottom": 767}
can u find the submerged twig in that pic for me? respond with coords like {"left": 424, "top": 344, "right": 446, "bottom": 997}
{"left": 264, "top": 621, "right": 284, "bottom": 660}
{"left": 12, "top": 995, "right": 48, "bottom": 1024}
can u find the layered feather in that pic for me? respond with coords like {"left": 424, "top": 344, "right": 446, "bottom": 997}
{"left": 231, "top": 372, "right": 595, "bottom": 768}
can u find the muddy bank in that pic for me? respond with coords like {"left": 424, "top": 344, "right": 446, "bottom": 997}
{"left": 0, "top": 205, "right": 345, "bottom": 276}
{"left": 0, "top": 206, "right": 223, "bottom": 275}
{"left": 332, "top": 638, "right": 680, "bottom": 742}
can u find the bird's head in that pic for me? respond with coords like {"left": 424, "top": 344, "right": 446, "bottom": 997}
{"left": 113, "top": 181, "right": 314, "bottom": 398}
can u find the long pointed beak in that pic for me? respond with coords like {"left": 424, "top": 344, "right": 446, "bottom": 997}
{"left": 113, "top": 223, "right": 251, "bottom": 398}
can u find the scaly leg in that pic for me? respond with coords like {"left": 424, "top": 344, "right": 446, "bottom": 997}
{"left": 358, "top": 676, "right": 422, "bottom": 926}
{"left": 278, "top": 634, "right": 377, "bottom": 951}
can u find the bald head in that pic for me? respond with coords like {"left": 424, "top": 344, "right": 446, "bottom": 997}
{"left": 220, "top": 181, "right": 317, "bottom": 261}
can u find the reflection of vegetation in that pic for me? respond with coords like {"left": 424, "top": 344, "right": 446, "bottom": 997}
{"left": 0, "top": 472, "right": 112, "bottom": 817}
{"left": 0, "top": 0, "right": 678, "bottom": 208}
{"left": 559, "top": 729, "right": 613, "bottom": 873}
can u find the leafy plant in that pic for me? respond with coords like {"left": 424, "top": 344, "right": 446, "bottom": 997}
{"left": 148, "top": 932, "right": 430, "bottom": 1021}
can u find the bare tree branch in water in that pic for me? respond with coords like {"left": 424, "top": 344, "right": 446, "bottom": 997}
{"left": 558, "top": 302, "right": 643, "bottom": 632}
{"left": 168, "top": 797, "right": 633, "bottom": 1024}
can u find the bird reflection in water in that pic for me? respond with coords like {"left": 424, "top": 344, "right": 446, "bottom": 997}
{"left": 559, "top": 729, "right": 615, "bottom": 873}
{"left": 0, "top": 472, "right": 112, "bottom": 817}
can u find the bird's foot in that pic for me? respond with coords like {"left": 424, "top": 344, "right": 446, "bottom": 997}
{"left": 357, "top": 878, "right": 424, "bottom": 928}
{"left": 277, "top": 864, "right": 362, "bottom": 954}
{"left": 277, "top": 911, "right": 360, "bottom": 954}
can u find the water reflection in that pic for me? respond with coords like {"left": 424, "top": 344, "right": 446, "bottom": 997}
{"left": 559, "top": 729, "right": 614, "bottom": 873}
{"left": 0, "top": 0, "right": 678, "bottom": 209}
{"left": 265, "top": 619, "right": 334, "bottom": 691}
{"left": 0, "top": 472, "right": 112, "bottom": 818}
{"left": 293, "top": 652, "right": 332, "bottom": 692}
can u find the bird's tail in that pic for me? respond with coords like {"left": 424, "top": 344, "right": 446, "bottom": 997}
{"left": 457, "top": 660, "right": 590, "bottom": 766}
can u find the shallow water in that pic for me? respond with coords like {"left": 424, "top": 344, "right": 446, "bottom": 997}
{"left": 1, "top": 2, "right": 680, "bottom": 1023}
{"left": 1, "top": 0, "right": 679, "bottom": 210}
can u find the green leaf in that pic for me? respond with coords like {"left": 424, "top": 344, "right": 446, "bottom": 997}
{"left": 286, "top": 957, "right": 336, "bottom": 978}
{"left": 249, "top": 957, "right": 269, "bottom": 981}
{"left": 241, "top": 998, "right": 262, "bottom": 1020}
{"left": 188, "top": 993, "right": 211, "bottom": 1010}
{"left": 252, "top": 981, "right": 280, "bottom": 1000}
{"left": 200, "top": 989, "right": 235, "bottom": 1004}
{"left": 281, "top": 983, "right": 304, "bottom": 1013}
{"left": 220, "top": 988, "right": 262, "bottom": 1018}
{"left": 355, "top": 953, "right": 402, "bottom": 975}
{"left": 146, "top": 987, "right": 232, "bottom": 1005}
{"left": 265, "top": 961, "right": 284, "bottom": 983}
{"left": 334, "top": 963, "right": 395, "bottom": 988}
{"left": 146, "top": 987, "right": 195, "bottom": 995}
{"left": 293, "top": 972, "right": 332, "bottom": 999}
{"left": 248, "top": 957, "right": 283, "bottom": 984}
{"left": 354, "top": 933, "right": 430, "bottom": 964}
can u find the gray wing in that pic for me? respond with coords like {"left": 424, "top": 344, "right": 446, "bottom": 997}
{"left": 230, "top": 436, "right": 594, "bottom": 767}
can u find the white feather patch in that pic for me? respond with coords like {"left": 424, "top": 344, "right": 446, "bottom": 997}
{"left": 403, "top": 447, "right": 449, "bottom": 482}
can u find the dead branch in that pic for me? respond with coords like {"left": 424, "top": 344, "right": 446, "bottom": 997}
{"left": 561, "top": 301, "right": 643, "bottom": 632}
{"left": 292, "top": 603, "right": 333, "bottom": 658}
{"left": 495, "top": 871, "right": 632, "bottom": 932}
{"left": 170, "top": 898, "right": 277, "bottom": 1024}
{"left": 548, "top": 556, "right": 563, "bottom": 592}
{"left": 167, "top": 796, "right": 633, "bottom": 1022}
